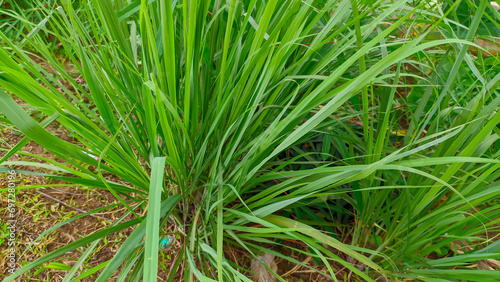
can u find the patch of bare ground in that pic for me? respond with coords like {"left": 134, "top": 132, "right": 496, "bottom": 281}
{"left": 0, "top": 122, "right": 138, "bottom": 281}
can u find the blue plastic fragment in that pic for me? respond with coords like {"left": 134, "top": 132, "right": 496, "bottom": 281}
{"left": 159, "top": 235, "right": 175, "bottom": 251}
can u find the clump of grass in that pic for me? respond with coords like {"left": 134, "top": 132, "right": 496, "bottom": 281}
{"left": 1, "top": 0, "right": 500, "bottom": 281}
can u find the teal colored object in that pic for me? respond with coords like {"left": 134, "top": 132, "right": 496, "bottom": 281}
{"left": 159, "top": 235, "right": 175, "bottom": 251}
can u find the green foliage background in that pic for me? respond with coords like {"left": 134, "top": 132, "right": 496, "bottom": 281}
{"left": 1, "top": 0, "right": 500, "bottom": 281}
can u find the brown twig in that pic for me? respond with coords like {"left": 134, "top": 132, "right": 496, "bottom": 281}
{"left": 282, "top": 256, "right": 312, "bottom": 277}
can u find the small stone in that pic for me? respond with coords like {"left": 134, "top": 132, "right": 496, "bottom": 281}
{"left": 250, "top": 252, "right": 278, "bottom": 282}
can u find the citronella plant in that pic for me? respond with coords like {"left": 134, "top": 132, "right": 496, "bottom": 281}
{"left": 1, "top": 0, "right": 500, "bottom": 281}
